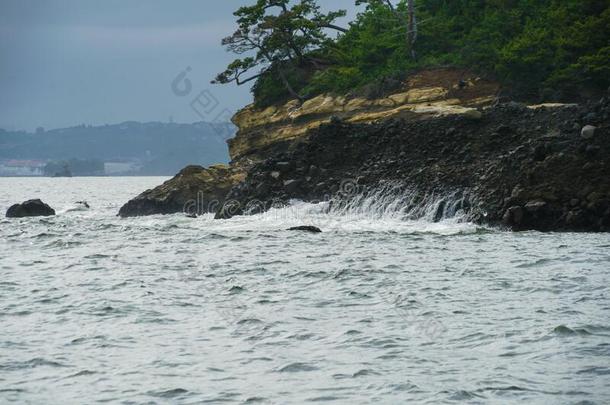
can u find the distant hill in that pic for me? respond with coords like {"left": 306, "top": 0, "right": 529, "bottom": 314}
{"left": 0, "top": 121, "right": 233, "bottom": 176}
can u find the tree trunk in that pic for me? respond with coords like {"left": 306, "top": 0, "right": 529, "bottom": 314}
{"left": 258, "top": 44, "right": 304, "bottom": 102}
{"left": 277, "top": 66, "right": 304, "bottom": 102}
{"left": 407, "top": 0, "right": 417, "bottom": 59}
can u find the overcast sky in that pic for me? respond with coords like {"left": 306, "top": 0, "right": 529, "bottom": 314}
{"left": 0, "top": 0, "right": 359, "bottom": 131}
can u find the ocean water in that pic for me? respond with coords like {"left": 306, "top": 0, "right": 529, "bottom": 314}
{"left": 1, "top": 177, "right": 609, "bottom": 404}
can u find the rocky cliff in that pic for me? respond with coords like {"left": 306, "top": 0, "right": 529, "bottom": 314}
{"left": 118, "top": 164, "right": 244, "bottom": 217}
{"left": 229, "top": 69, "right": 498, "bottom": 162}
{"left": 120, "top": 69, "right": 497, "bottom": 218}
{"left": 218, "top": 100, "right": 610, "bottom": 231}
{"left": 119, "top": 69, "right": 610, "bottom": 232}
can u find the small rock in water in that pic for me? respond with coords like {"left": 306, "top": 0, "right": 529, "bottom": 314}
{"left": 581, "top": 125, "right": 597, "bottom": 139}
{"left": 6, "top": 199, "right": 56, "bottom": 218}
{"left": 287, "top": 226, "right": 322, "bottom": 233}
{"left": 64, "top": 200, "right": 91, "bottom": 213}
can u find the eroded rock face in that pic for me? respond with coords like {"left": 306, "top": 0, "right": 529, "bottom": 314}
{"left": 219, "top": 97, "right": 610, "bottom": 232}
{"left": 228, "top": 69, "right": 500, "bottom": 163}
{"left": 6, "top": 199, "right": 55, "bottom": 218}
{"left": 118, "top": 165, "right": 245, "bottom": 217}
{"left": 118, "top": 68, "right": 610, "bottom": 231}
{"left": 119, "top": 69, "right": 500, "bottom": 220}
{"left": 287, "top": 226, "right": 322, "bottom": 233}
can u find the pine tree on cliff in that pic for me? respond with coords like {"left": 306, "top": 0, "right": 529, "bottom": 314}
{"left": 213, "top": 0, "right": 347, "bottom": 101}
{"left": 356, "top": 0, "right": 418, "bottom": 58}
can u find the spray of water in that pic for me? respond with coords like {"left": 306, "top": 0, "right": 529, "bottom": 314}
{"left": 206, "top": 182, "right": 480, "bottom": 235}
{"left": 329, "top": 182, "right": 475, "bottom": 224}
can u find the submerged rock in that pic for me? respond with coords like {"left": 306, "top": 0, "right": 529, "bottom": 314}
{"left": 287, "top": 226, "right": 322, "bottom": 233}
{"left": 64, "top": 201, "right": 91, "bottom": 213}
{"left": 6, "top": 199, "right": 55, "bottom": 218}
{"left": 118, "top": 165, "right": 245, "bottom": 217}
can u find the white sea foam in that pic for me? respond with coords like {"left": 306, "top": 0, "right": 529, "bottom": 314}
{"left": 200, "top": 188, "right": 479, "bottom": 236}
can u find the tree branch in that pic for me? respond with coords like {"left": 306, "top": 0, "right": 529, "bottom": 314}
{"left": 320, "top": 23, "right": 348, "bottom": 33}
{"left": 236, "top": 73, "right": 264, "bottom": 85}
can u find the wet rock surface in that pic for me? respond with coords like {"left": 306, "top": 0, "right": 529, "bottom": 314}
{"left": 6, "top": 199, "right": 56, "bottom": 218}
{"left": 220, "top": 98, "right": 610, "bottom": 231}
{"left": 287, "top": 226, "right": 323, "bottom": 233}
{"left": 118, "top": 165, "right": 245, "bottom": 217}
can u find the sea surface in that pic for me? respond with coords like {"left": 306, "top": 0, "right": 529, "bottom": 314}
{"left": 1, "top": 177, "right": 609, "bottom": 404}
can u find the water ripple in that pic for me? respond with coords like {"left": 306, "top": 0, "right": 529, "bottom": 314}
{"left": 1, "top": 177, "right": 609, "bottom": 404}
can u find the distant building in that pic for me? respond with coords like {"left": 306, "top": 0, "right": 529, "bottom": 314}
{"left": 0, "top": 160, "right": 45, "bottom": 176}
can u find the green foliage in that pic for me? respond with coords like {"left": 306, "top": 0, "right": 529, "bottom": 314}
{"left": 252, "top": 63, "right": 316, "bottom": 107}
{"left": 235, "top": 0, "right": 610, "bottom": 106}
{"left": 303, "top": 67, "right": 364, "bottom": 96}
{"left": 214, "top": 0, "right": 347, "bottom": 102}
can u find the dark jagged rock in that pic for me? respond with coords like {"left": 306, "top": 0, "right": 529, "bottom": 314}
{"left": 287, "top": 226, "right": 322, "bottom": 233}
{"left": 6, "top": 199, "right": 55, "bottom": 218}
{"left": 220, "top": 99, "right": 610, "bottom": 232}
{"left": 503, "top": 206, "right": 524, "bottom": 227}
{"left": 120, "top": 88, "right": 609, "bottom": 232}
{"left": 118, "top": 165, "right": 245, "bottom": 217}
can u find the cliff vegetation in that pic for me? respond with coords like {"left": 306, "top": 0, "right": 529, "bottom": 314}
{"left": 215, "top": 0, "right": 609, "bottom": 107}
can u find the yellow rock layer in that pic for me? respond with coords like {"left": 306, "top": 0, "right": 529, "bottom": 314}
{"left": 229, "top": 77, "right": 499, "bottom": 161}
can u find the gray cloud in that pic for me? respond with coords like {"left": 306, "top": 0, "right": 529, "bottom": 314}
{"left": 0, "top": 0, "right": 358, "bottom": 131}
